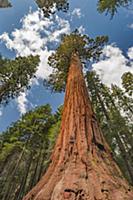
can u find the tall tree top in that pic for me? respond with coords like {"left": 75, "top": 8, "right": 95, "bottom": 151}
{"left": 97, "top": 0, "right": 133, "bottom": 17}
{"left": 0, "top": 0, "right": 11, "bottom": 8}
{"left": 35, "top": 0, "right": 69, "bottom": 17}
{"left": 46, "top": 31, "right": 108, "bottom": 92}
{"left": 122, "top": 72, "right": 133, "bottom": 96}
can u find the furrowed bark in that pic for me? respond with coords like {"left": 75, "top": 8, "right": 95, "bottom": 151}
{"left": 23, "top": 53, "right": 133, "bottom": 200}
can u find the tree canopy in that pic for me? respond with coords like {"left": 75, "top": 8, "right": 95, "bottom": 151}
{"left": 0, "top": 55, "right": 39, "bottom": 105}
{"left": 1, "top": 0, "right": 133, "bottom": 18}
{"left": 97, "top": 0, "right": 133, "bottom": 17}
{"left": 0, "top": 0, "right": 11, "bottom": 8}
{"left": 35, "top": 0, "right": 69, "bottom": 17}
{"left": 122, "top": 72, "right": 133, "bottom": 96}
{"left": 35, "top": 0, "right": 133, "bottom": 18}
{"left": 45, "top": 31, "right": 108, "bottom": 92}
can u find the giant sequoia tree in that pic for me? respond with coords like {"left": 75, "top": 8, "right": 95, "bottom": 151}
{"left": 23, "top": 31, "right": 133, "bottom": 200}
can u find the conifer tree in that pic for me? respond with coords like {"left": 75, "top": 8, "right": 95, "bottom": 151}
{"left": 0, "top": 104, "right": 57, "bottom": 200}
{"left": 0, "top": 55, "right": 39, "bottom": 105}
{"left": 97, "top": 0, "right": 133, "bottom": 17}
{"left": 0, "top": 0, "right": 11, "bottom": 8}
{"left": 122, "top": 72, "right": 133, "bottom": 97}
{"left": 23, "top": 31, "right": 133, "bottom": 200}
{"left": 35, "top": 0, "right": 69, "bottom": 17}
{"left": 86, "top": 70, "right": 133, "bottom": 185}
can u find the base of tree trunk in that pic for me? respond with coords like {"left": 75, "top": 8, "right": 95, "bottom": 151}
{"left": 23, "top": 145, "right": 133, "bottom": 200}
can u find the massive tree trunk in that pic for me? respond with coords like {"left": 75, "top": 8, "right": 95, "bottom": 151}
{"left": 23, "top": 54, "right": 133, "bottom": 200}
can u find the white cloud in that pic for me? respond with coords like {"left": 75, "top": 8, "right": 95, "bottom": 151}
{"left": 72, "top": 8, "right": 82, "bottom": 18}
{"left": 36, "top": 49, "right": 54, "bottom": 79}
{"left": 17, "top": 92, "right": 28, "bottom": 115}
{"left": 92, "top": 45, "right": 133, "bottom": 87}
{"left": 78, "top": 25, "right": 85, "bottom": 34}
{"left": 48, "top": 15, "right": 70, "bottom": 42}
{"left": 128, "top": 47, "right": 133, "bottom": 59}
{"left": 0, "top": 109, "right": 3, "bottom": 117}
{"left": 128, "top": 23, "right": 133, "bottom": 29}
{"left": 0, "top": 9, "right": 71, "bottom": 115}
{"left": 0, "top": 10, "right": 71, "bottom": 58}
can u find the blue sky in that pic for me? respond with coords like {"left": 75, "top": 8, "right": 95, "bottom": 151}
{"left": 0, "top": 0, "right": 133, "bottom": 132}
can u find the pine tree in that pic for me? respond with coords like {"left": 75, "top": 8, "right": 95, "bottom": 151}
{"left": 86, "top": 70, "right": 133, "bottom": 185}
{"left": 0, "top": 0, "right": 11, "bottom": 8}
{"left": 0, "top": 104, "right": 57, "bottom": 200}
{"left": 122, "top": 72, "right": 133, "bottom": 97}
{"left": 0, "top": 55, "right": 39, "bottom": 105}
{"left": 97, "top": 0, "right": 133, "bottom": 17}
{"left": 35, "top": 0, "right": 69, "bottom": 17}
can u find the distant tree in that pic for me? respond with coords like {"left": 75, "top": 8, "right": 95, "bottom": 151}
{"left": 86, "top": 70, "right": 133, "bottom": 184}
{"left": 0, "top": 0, "right": 11, "bottom": 8}
{"left": 35, "top": 0, "right": 69, "bottom": 17}
{"left": 97, "top": 0, "right": 133, "bottom": 17}
{"left": 0, "top": 104, "right": 58, "bottom": 200}
{"left": 0, "top": 55, "right": 39, "bottom": 105}
{"left": 111, "top": 84, "right": 133, "bottom": 116}
{"left": 122, "top": 72, "right": 133, "bottom": 96}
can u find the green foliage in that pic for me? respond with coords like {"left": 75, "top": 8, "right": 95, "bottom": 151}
{"left": 0, "top": 0, "right": 11, "bottom": 8}
{"left": 86, "top": 70, "right": 133, "bottom": 184}
{"left": 97, "top": 0, "right": 133, "bottom": 17}
{"left": 35, "top": 0, "right": 69, "bottom": 17}
{"left": 0, "top": 68, "right": 133, "bottom": 199}
{"left": 0, "top": 55, "right": 39, "bottom": 105}
{"left": 46, "top": 31, "right": 108, "bottom": 92}
{"left": 122, "top": 72, "right": 133, "bottom": 96}
{"left": 111, "top": 84, "right": 133, "bottom": 118}
{"left": 0, "top": 104, "right": 54, "bottom": 155}
{"left": 0, "top": 104, "right": 61, "bottom": 200}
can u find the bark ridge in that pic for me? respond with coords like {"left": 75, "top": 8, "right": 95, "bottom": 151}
{"left": 23, "top": 54, "right": 133, "bottom": 200}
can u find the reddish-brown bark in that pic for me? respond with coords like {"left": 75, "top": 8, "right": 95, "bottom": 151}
{"left": 23, "top": 54, "right": 133, "bottom": 200}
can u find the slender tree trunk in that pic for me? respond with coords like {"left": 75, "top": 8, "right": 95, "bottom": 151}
{"left": 12, "top": 184, "right": 21, "bottom": 200}
{"left": 36, "top": 148, "right": 49, "bottom": 182}
{"left": 2, "top": 137, "right": 31, "bottom": 200}
{"left": 92, "top": 80, "right": 110, "bottom": 123}
{"left": 92, "top": 76, "right": 133, "bottom": 184}
{"left": 16, "top": 152, "right": 33, "bottom": 200}
{"left": 120, "top": 134, "right": 133, "bottom": 167}
{"left": 93, "top": 85, "right": 133, "bottom": 183}
{"left": 23, "top": 53, "right": 133, "bottom": 200}
{"left": 2, "top": 148, "right": 26, "bottom": 200}
{"left": 28, "top": 149, "right": 43, "bottom": 191}
{"left": 0, "top": 151, "right": 14, "bottom": 174}
{"left": 102, "top": 87, "right": 133, "bottom": 175}
{"left": 115, "top": 133, "right": 133, "bottom": 184}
